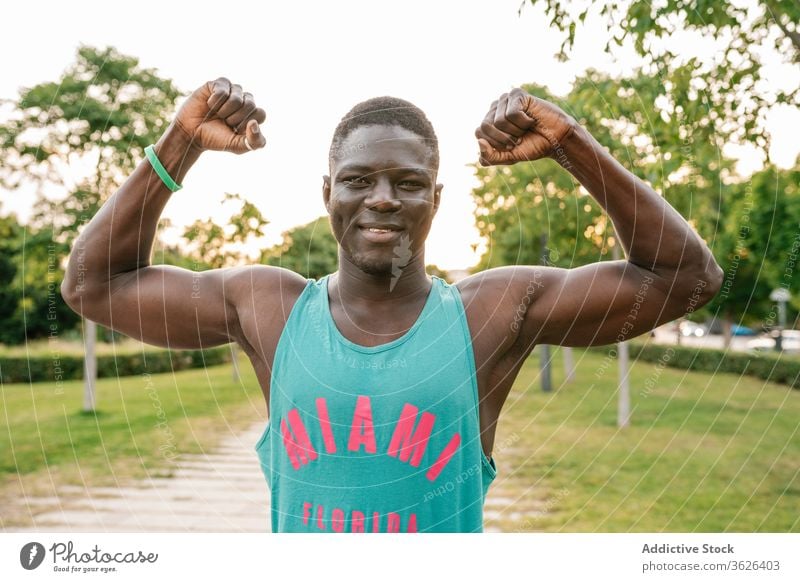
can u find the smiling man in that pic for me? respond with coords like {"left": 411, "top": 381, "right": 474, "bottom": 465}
{"left": 62, "top": 78, "right": 723, "bottom": 533}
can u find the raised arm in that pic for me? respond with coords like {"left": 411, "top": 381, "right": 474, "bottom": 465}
{"left": 473, "top": 88, "right": 723, "bottom": 347}
{"left": 60, "top": 78, "right": 286, "bottom": 350}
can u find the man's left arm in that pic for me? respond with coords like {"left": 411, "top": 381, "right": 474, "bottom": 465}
{"left": 475, "top": 89, "right": 723, "bottom": 347}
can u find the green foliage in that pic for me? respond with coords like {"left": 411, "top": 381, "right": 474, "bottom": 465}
{"left": 0, "top": 213, "right": 22, "bottom": 342}
{"left": 262, "top": 216, "right": 339, "bottom": 279}
{"left": 0, "top": 346, "right": 229, "bottom": 385}
{"left": 182, "top": 193, "right": 269, "bottom": 269}
{"left": 1, "top": 226, "right": 79, "bottom": 345}
{"left": 706, "top": 165, "right": 800, "bottom": 325}
{"left": 471, "top": 73, "right": 730, "bottom": 273}
{"left": 524, "top": 0, "right": 799, "bottom": 153}
{"left": 471, "top": 67, "right": 800, "bottom": 330}
{"left": 473, "top": 158, "right": 607, "bottom": 271}
{"left": 593, "top": 342, "right": 800, "bottom": 389}
{"left": 0, "top": 210, "right": 79, "bottom": 345}
{"left": 0, "top": 46, "right": 183, "bottom": 344}
{"left": 2, "top": 45, "right": 182, "bottom": 244}
{"left": 2, "top": 45, "right": 180, "bottom": 189}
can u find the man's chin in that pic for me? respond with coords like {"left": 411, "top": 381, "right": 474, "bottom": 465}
{"left": 347, "top": 252, "right": 393, "bottom": 277}
{"left": 355, "top": 260, "right": 393, "bottom": 277}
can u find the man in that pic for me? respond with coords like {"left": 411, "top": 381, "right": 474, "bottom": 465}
{"left": 62, "top": 78, "right": 722, "bottom": 533}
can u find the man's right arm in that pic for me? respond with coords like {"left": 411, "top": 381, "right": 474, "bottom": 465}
{"left": 61, "top": 78, "right": 301, "bottom": 350}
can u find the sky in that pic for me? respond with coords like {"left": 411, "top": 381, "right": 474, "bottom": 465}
{"left": 1, "top": 0, "right": 798, "bottom": 269}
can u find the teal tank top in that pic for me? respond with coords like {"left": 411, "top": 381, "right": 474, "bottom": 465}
{"left": 255, "top": 274, "right": 497, "bottom": 533}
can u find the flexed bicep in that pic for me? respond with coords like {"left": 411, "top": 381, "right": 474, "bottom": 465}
{"left": 518, "top": 261, "right": 695, "bottom": 347}
{"left": 78, "top": 265, "right": 242, "bottom": 350}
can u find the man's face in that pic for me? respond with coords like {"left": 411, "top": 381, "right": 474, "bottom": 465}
{"left": 323, "top": 124, "right": 442, "bottom": 277}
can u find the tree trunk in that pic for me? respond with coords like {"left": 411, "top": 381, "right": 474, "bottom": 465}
{"left": 230, "top": 343, "right": 241, "bottom": 382}
{"left": 562, "top": 346, "right": 576, "bottom": 383}
{"left": 722, "top": 313, "right": 733, "bottom": 349}
{"left": 82, "top": 318, "right": 97, "bottom": 412}
{"left": 540, "top": 344, "right": 552, "bottom": 392}
{"left": 617, "top": 339, "right": 630, "bottom": 428}
{"left": 613, "top": 242, "right": 630, "bottom": 427}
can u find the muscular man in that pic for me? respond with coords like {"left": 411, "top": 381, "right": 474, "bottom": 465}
{"left": 62, "top": 78, "right": 722, "bottom": 533}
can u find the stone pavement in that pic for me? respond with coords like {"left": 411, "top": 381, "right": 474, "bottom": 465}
{"left": 5, "top": 421, "right": 534, "bottom": 533}
{"left": 5, "top": 423, "right": 271, "bottom": 533}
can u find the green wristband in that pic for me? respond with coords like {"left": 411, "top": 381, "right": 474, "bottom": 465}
{"left": 144, "top": 145, "right": 183, "bottom": 192}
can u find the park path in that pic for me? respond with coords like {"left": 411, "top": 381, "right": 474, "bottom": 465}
{"left": 7, "top": 424, "right": 271, "bottom": 533}
{"left": 6, "top": 422, "right": 538, "bottom": 533}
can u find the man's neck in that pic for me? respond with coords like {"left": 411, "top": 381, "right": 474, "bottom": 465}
{"left": 331, "top": 254, "right": 431, "bottom": 305}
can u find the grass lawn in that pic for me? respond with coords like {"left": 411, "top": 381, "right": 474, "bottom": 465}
{"left": 485, "top": 348, "right": 800, "bottom": 532}
{"left": 1, "top": 346, "right": 797, "bottom": 531}
{"left": 0, "top": 353, "right": 265, "bottom": 527}
{"left": 0, "top": 337, "right": 154, "bottom": 358}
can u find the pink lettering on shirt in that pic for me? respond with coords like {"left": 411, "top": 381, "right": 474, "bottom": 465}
{"left": 387, "top": 403, "right": 435, "bottom": 467}
{"left": 347, "top": 395, "right": 377, "bottom": 453}
{"left": 352, "top": 511, "right": 365, "bottom": 533}
{"left": 315, "top": 397, "right": 337, "bottom": 454}
{"left": 331, "top": 508, "right": 345, "bottom": 532}
{"left": 281, "top": 408, "right": 318, "bottom": 470}
{"left": 426, "top": 433, "right": 461, "bottom": 481}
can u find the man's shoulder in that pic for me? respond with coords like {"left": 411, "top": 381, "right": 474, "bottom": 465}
{"left": 455, "top": 265, "right": 546, "bottom": 305}
{"left": 225, "top": 264, "right": 311, "bottom": 307}
{"left": 455, "top": 265, "right": 561, "bottom": 352}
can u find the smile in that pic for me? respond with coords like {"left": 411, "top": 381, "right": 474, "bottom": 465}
{"left": 358, "top": 224, "right": 404, "bottom": 243}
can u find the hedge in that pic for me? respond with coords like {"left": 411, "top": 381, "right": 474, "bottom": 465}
{"left": 590, "top": 342, "right": 800, "bottom": 389}
{"left": 0, "top": 346, "right": 231, "bottom": 385}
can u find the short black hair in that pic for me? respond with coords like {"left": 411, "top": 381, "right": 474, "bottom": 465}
{"left": 329, "top": 96, "right": 439, "bottom": 169}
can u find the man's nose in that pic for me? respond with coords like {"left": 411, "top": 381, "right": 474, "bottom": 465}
{"left": 365, "top": 178, "right": 401, "bottom": 212}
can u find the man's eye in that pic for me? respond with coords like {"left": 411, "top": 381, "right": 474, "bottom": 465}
{"left": 344, "top": 177, "right": 369, "bottom": 187}
{"left": 398, "top": 181, "right": 424, "bottom": 190}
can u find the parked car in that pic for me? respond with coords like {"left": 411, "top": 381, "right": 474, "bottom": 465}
{"left": 731, "top": 324, "right": 757, "bottom": 336}
{"left": 704, "top": 318, "right": 757, "bottom": 336}
{"left": 679, "top": 321, "right": 707, "bottom": 337}
{"left": 746, "top": 330, "right": 800, "bottom": 353}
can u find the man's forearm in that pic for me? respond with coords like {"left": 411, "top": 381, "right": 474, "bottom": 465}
{"left": 62, "top": 126, "right": 201, "bottom": 299}
{"left": 555, "top": 124, "right": 722, "bottom": 287}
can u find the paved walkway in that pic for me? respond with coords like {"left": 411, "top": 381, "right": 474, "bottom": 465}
{"left": 6, "top": 422, "right": 541, "bottom": 533}
{"left": 7, "top": 424, "right": 271, "bottom": 532}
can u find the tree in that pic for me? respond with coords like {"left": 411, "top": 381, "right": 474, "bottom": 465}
{"left": 470, "top": 73, "right": 727, "bottom": 271}
{"left": 182, "top": 192, "right": 269, "bottom": 269}
{"left": 0, "top": 45, "right": 182, "bottom": 410}
{"left": 707, "top": 163, "right": 800, "bottom": 340}
{"left": 179, "top": 192, "right": 269, "bottom": 381}
{"left": 0, "top": 211, "right": 24, "bottom": 344}
{"left": 262, "top": 216, "right": 339, "bottom": 280}
{"left": 523, "top": 0, "right": 799, "bottom": 157}
{"left": 515, "top": 2, "right": 800, "bottom": 341}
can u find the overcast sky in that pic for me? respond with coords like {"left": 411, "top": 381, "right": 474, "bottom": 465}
{"left": 1, "top": 0, "right": 798, "bottom": 269}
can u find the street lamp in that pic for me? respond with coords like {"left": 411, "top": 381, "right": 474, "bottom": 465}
{"left": 769, "top": 288, "right": 792, "bottom": 352}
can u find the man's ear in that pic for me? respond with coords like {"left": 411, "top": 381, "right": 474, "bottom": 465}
{"left": 433, "top": 183, "right": 443, "bottom": 215}
{"left": 322, "top": 175, "right": 331, "bottom": 213}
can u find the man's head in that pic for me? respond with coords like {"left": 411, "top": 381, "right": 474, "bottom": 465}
{"left": 323, "top": 97, "right": 443, "bottom": 277}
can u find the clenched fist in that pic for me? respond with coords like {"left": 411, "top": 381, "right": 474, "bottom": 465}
{"left": 475, "top": 88, "right": 576, "bottom": 166}
{"left": 172, "top": 77, "right": 267, "bottom": 154}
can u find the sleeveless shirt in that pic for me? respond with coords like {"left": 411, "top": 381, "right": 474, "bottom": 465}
{"left": 254, "top": 274, "right": 497, "bottom": 532}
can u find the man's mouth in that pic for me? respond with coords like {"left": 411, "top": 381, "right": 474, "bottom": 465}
{"left": 358, "top": 224, "right": 403, "bottom": 243}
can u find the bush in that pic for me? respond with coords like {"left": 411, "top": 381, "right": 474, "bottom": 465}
{"left": 0, "top": 346, "right": 231, "bottom": 384}
{"left": 591, "top": 342, "right": 800, "bottom": 389}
